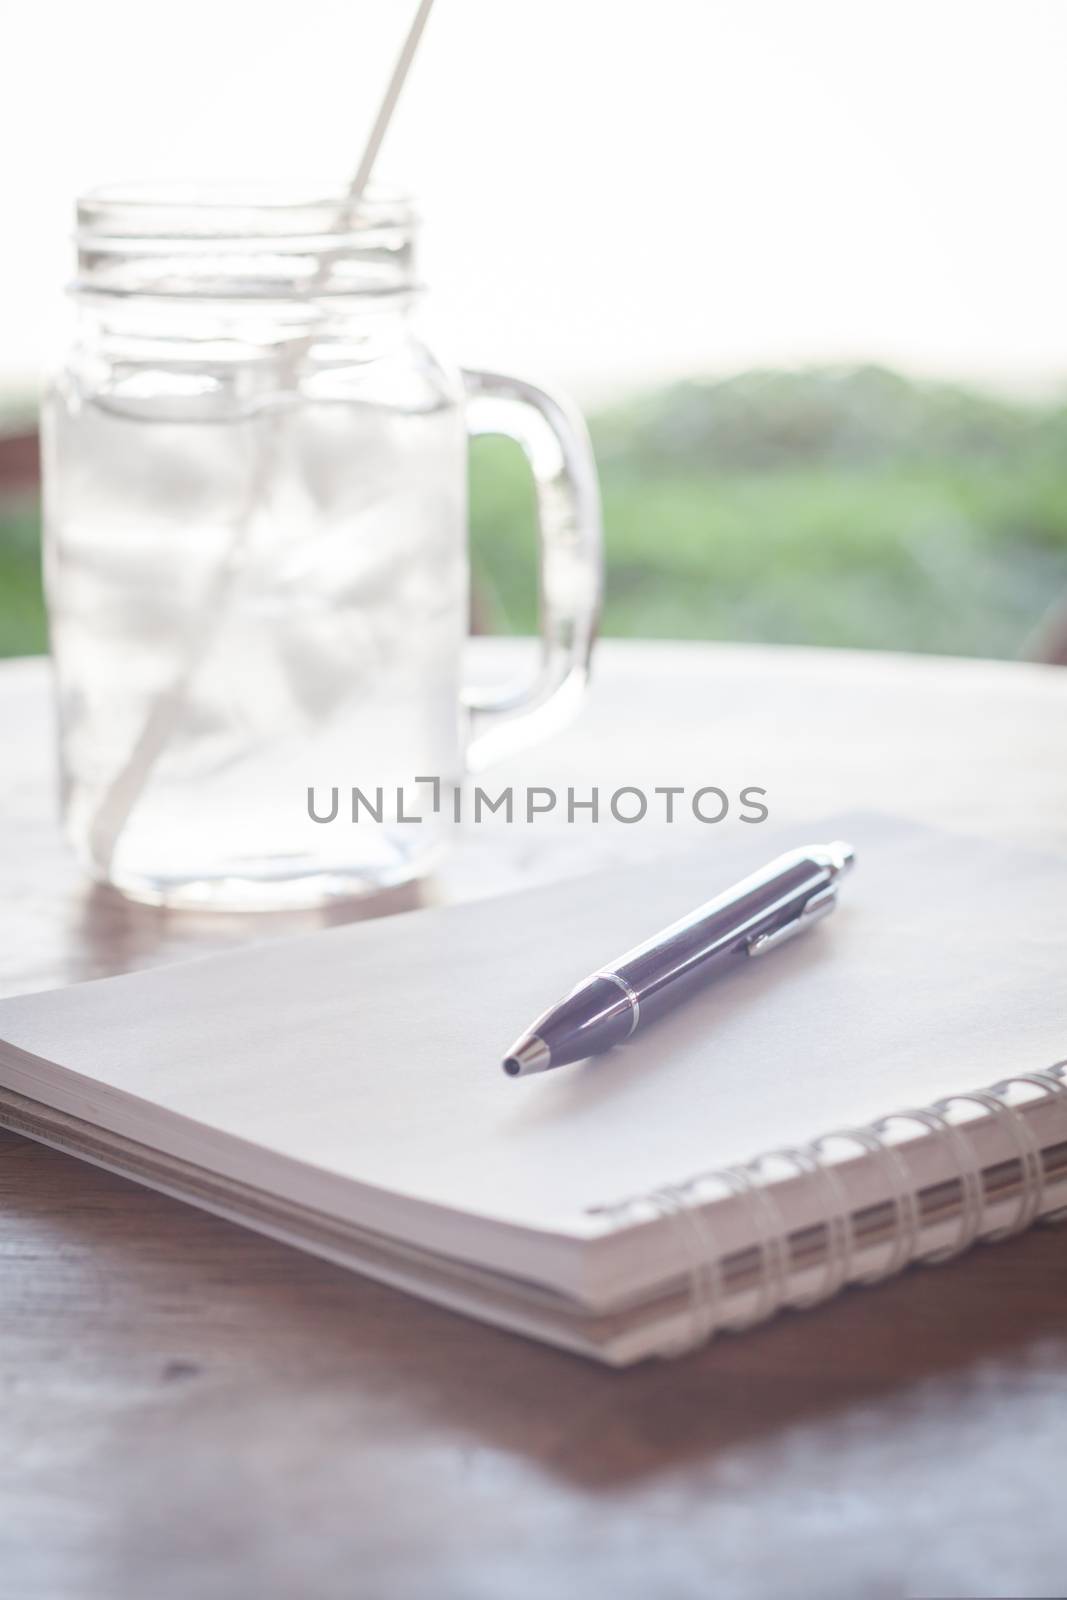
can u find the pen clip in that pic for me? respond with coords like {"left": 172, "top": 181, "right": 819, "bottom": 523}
{"left": 745, "top": 883, "right": 838, "bottom": 958}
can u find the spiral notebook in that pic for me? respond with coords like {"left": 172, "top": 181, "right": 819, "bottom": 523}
{"left": 0, "top": 816, "right": 1064, "bottom": 1366}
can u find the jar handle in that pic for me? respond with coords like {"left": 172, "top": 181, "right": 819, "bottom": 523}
{"left": 461, "top": 369, "right": 603, "bottom": 770}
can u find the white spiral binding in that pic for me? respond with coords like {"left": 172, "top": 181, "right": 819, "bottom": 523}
{"left": 867, "top": 1118, "right": 922, "bottom": 1278}
{"left": 722, "top": 1163, "right": 781, "bottom": 1329}
{"left": 646, "top": 1183, "right": 719, "bottom": 1354}
{"left": 595, "top": 1061, "right": 1067, "bottom": 1358}
{"left": 892, "top": 1103, "right": 987, "bottom": 1263}
{"left": 748, "top": 1148, "right": 830, "bottom": 1309}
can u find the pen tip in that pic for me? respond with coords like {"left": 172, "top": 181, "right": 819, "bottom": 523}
{"left": 500, "top": 1034, "right": 552, "bottom": 1077}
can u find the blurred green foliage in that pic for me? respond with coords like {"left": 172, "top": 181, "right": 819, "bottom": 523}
{"left": 0, "top": 501, "right": 46, "bottom": 656}
{"left": 470, "top": 366, "right": 1067, "bottom": 657}
{"left": 3, "top": 366, "right": 1067, "bottom": 659}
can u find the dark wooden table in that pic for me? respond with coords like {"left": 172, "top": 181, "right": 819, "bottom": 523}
{"left": 2, "top": 641, "right": 1066, "bottom": 1600}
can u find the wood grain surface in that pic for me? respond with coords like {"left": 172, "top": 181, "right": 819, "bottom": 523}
{"left": 2, "top": 641, "right": 1066, "bottom": 1600}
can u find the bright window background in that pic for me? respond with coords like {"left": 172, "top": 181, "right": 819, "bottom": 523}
{"left": 2, "top": 0, "right": 1067, "bottom": 658}
{"left": 3, "top": 0, "right": 1067, "bottom": 394}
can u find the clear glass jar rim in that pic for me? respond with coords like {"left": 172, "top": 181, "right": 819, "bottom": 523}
{"left": 77, "top": 181, "right": 415, "bottom": 241}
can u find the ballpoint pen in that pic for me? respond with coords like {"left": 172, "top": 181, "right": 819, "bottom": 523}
{"left": 502, "top": 841, "right": 855, "bottom": 1076}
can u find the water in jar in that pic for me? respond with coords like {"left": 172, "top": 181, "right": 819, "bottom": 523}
{"left": 43, "top": 350, "right": 468, "bottom": 908}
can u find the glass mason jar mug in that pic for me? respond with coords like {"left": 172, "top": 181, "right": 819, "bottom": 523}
{"left": 43, "top": 186, "right": 602, "bottom": 909}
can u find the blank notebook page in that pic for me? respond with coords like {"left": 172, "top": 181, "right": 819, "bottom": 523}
{"left": 0, "top": 816, "right": 1063, "bottom": 1236}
